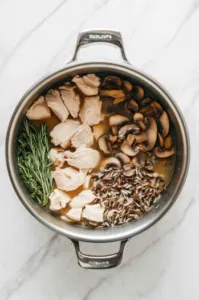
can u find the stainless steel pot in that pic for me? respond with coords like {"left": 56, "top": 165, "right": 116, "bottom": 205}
{"left": 6, "top": 30, "right": 190, "bottom": 269}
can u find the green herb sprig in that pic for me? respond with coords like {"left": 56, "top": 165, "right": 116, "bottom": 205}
{"left": 17, "top": 119, "right": 53, "bottom": 206}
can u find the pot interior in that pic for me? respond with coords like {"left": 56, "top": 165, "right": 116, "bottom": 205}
{"left": 6, "top": 62, "right": 189, "bottom": 242}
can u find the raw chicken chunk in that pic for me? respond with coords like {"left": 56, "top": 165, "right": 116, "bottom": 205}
{"left": 65, "top": 147, "right": 100, "bottom": 169}
{"left": 26, "top": 96, "right": 51, "bottom": 120}
{"left": 79, "top": 96, "right": 103, "bottom": 126}
{"left": 72, "top": 74, "right": 100, "bottom": 96}
{"left": 83, "top": 175, "right": 91, "bottom": 189}
{"left": 59, "top": 84, "right": 80, "bottom": 118}
{"left": 48, "top": 148, "right": 65, "bottom": 167}
{"left": 49, "top": 189, "right": 71, "bottom": 211}
{"left": 66, "top": 208, "right": 82, "bottom": 221}
{"left": 53, "top": 167, "right": 86, "bottom": 191}
{"left": 71, "top": 124, "right": 94, "bottom": 148}
{"left": 45, "top": 89, "right": 69, "bottom": 122}
{"left": 70, "top": 190, "right": 95, "bottom": 208}
{"left": 82, "top": 204, "right": 104, "bottom": 222}
{"left": 50, "top": 119, "right": 80, "bottom": 149}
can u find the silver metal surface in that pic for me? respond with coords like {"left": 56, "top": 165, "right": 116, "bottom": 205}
{"left": 6, "top": 30, "right": 190, "bottom": 268}
{"left": 72, "top": 29, "right": 129, "bottom": 62}
{"left": 72, "top": 239, "right": 128, "bottom": 269}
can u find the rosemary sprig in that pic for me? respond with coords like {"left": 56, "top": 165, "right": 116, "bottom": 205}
{"left": 17, "top": 119, "right": 53, "bottom": 206}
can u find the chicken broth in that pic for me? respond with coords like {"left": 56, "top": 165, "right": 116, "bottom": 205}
{"left": 18, "top": 73, "right": 176, "bottom": 227}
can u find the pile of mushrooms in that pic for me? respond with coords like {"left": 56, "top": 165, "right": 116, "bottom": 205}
{"left": 98, "top": 75, "right": 175, "bottom": 162}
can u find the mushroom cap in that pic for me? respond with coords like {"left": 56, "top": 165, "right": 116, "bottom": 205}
{"left": 109, "top": 114, "right": 129, "bottom": 126}
{"left": 158, "top": 133, "right": 164, "bottom": 148}
{"left": 164, "top": 134, "right": 172, "bottom": 150}
{"left": 100, "top": 89, "right": 125, "bottom": 99}
{"left": 116, "top": 152, "right": 131, "bottom": 164}
{"left": 121, "top": 140, "right": 140, "bottom": 157}
{"left": 111, "top": 126, "right": 118, "bottom": 135}
{"left": 113, "top": 96, "right": 126, "bottom": 104}
{"left": 134, "top": 112, "right": 146, "bottom": 131}
{"left": 152, "top": 101, "right": 163, "bottom": 114}
{"left": 141, "top": 97, "right": 152, "bottom": 107}
{"left": 118, "top": 123, "right": 140, "bottom": 139}
{"left": 142, "top": 117, "right": 157, "bottom": 151}
{"left": 108, "top": 134, "right": 118, "bottom": 144}
{"left": 101, "top": 157, "right": 121, "bottom": 169}
{"left": 133, "top": 86, "right": 145, "bottom": 99}
{"left": 126, "top": 133, "right": 135, "bottom": 146}
{"left": 98, "top": 135, "right": 112, "bottom": 154}
{"left": 140, "top": 104, "right": 155, "bottom": 116}
{"left": 127, "top": 99, "right": 139, "bottom": 112}
{"left": 103, "top": 75, "right": 122, "bottom": 88}
{"left": 133, "top": 112, "right": 144, "bottom": 121}
{"left": 160, "top": 111, "right": 170, "bottom": 137}
{"left": 154, "top": 147, "right": 175, "bottom": 158}
{"left": 135, "top": 132, "right": 147, "bottom": 144}
{"left": 140, "top": 100, "right": 163, "bottom": 117}
{"left": 123, "top": 80, "right": 133, "bottom": 91}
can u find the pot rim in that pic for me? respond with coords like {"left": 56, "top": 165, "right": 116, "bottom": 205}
{"left": 6, "top": 59, "right": 190, "bottom": 243}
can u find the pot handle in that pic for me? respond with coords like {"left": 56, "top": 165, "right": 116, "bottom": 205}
{"left": 71, "top": 29, "right": 129, "bottom": 63}
{"left": 71, "top": 239, "right": 128, "bottom": 269}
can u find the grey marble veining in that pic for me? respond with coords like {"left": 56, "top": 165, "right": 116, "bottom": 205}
{"left": 0, "top": 0, "right": 198, "bottom": 299}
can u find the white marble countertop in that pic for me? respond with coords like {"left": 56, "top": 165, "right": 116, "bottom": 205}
{"left": 0, "top": 0, "right": 199, "bottom": 299}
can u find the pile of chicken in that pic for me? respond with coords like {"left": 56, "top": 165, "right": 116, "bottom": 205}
{"left": 26, "top": 73, "right": 175, "bottom": 226}
{"left": 26, "top": 74, "right": 105, "bottom": 223}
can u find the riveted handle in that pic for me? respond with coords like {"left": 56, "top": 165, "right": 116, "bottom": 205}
{"left": 72, "top": 239, "right": 128, "bottom": 269}
{"left": 71, "top": 29, "right": 129, "bottom": 62}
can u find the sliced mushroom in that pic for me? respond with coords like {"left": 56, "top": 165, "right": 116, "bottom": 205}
{"left": 142, "top": 117, "right": 157, "bottom": 151}
{"left": 135, "top": 117, "right": 157, "bottom": 151}
{"left": 126, "top": 133, "right": 135, "bottom": 145}
{"left": 113, "top": 96, "right": 126, "bottom": 104}
{"left": 101, "top": 97, "right": 115, "bottom": 115}
{"left": 93, "top": 123, "right": 106, "bottom": 140}
{"left": 112, "top": 126, "right": 118, "bottom": 135}
{"left": 123, "top": 80, "right": 133, "bottom": 92}
{"left": 118, "top": 123, "right": 140, "bottom": 139}
{"left": 98, "top": 135, "right": 112, "bottom": 154}
{"left": 140, "top": 100, "right": 163, "bottom": 117}
{"left": 108, "top": 134, "right": 118, "bottom": 144}
{"left": 133, "top": 86, "right": 145, "bottom": 99}
{"left": 140, "top": 104, "right": 154, "bottom": 116}
{"left": 121, "top": 139, "right": 139, "bottom": 157}
{"left": 138, "top": 143, "right": 152, "bottom": 155}
{"left": 135, "top": 132, "right": 148, "bottom": 144}
{"left": 134, "top": 112, "right": 144, "bottom": 121}
{"left": 123, "top": 80, "right": 133, "bottom": 91}
{"left": 158, "top": 133, "right": 164, "bottom": 148}
{"left": 141, "top": 97, "right": 152, "bottom": 107}
{"left": 101, "top": 157, "right": 121, "bottom": 169}
{"left": 152, "top": 101, "right": 163, "bottom": 114}
{"left": 102, "top": 75, "right": 122, "bottom": 88}
{"left": 131, "top": 157, "right": 145, "bottom": 168}
{"left": 116, "top": 152, "right": 131, "bottom": 164}
{"left": 127, "top": 99, "right": 139, "bottom": 112}
{"left": 133, "top": 112, "right": 146, "bottom": 131}
{"left": 109, "top": 114, "right": 129, "bottom": 126}
{"left": 100, "top": 89, "right": 125, "bottom": 98}
{"left": 154, "top": 147, "right": 175, "bottom": 158}
{"left": 164, "top": 135, "right": 172, "bottom": 150}
{"left": 160, "top": 111, "right": 170, "bottom": 137}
